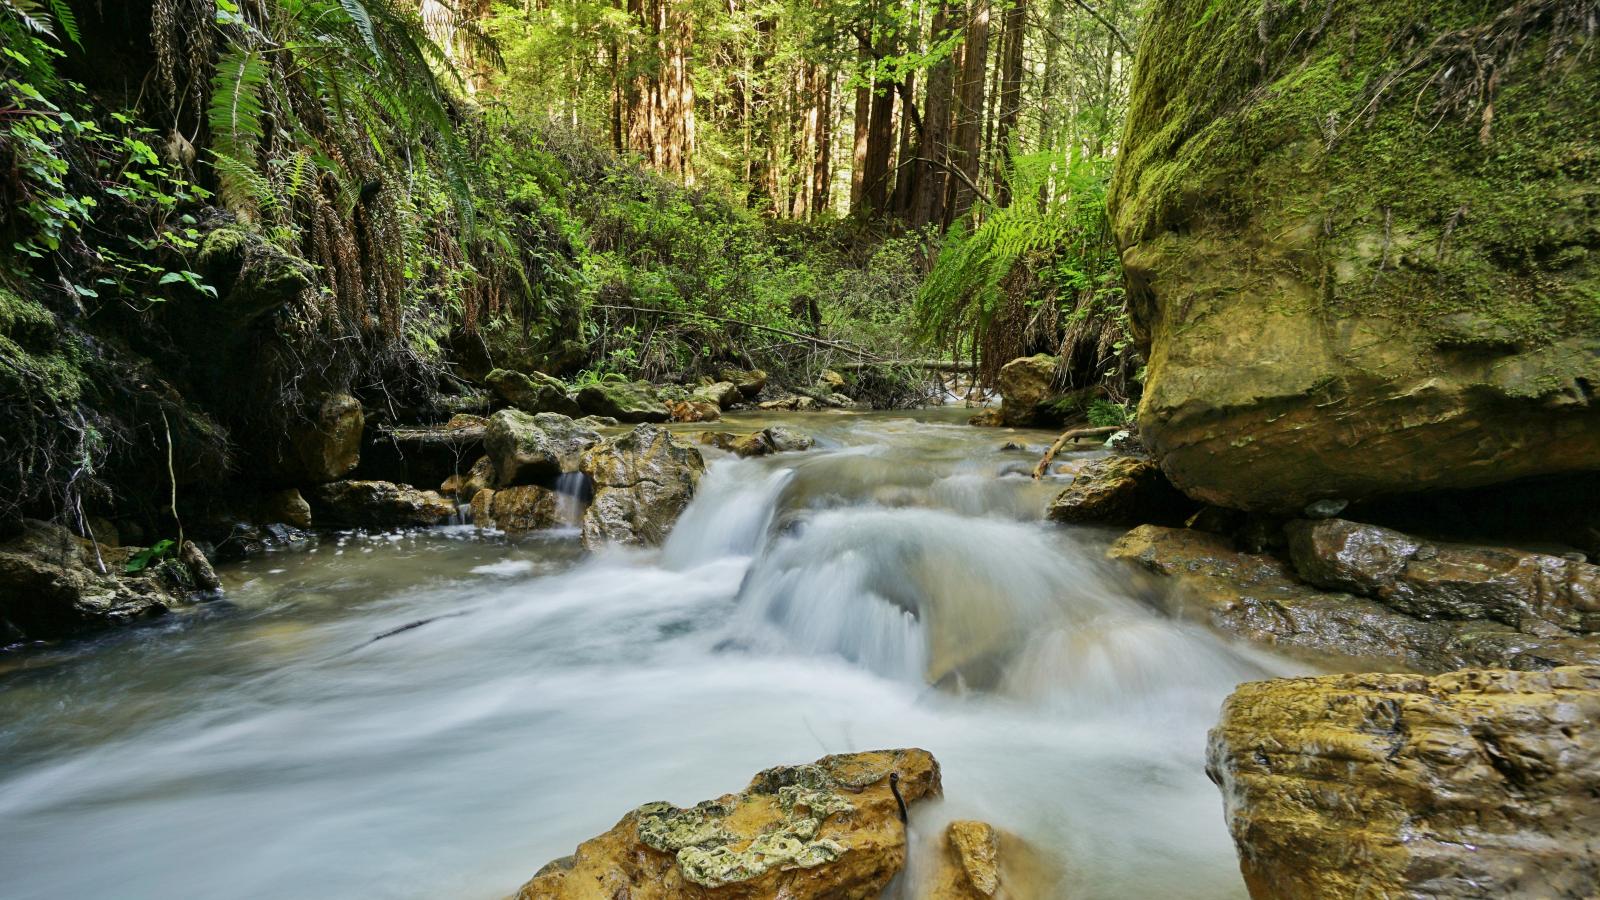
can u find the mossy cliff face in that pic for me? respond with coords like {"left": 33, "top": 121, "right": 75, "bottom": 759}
{"left": 1109, "top": 0, "right": 1600, "bottom": 511}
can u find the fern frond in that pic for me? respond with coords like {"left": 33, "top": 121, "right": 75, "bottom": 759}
{"left": 2, "top": 0, "right": 57, "bottom": 37}
{"left": 45, "top": 0, "right": 76, "bottom": 46}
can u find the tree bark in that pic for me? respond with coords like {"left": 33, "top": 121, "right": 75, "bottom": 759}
{"left": 947, "top": 0, "right": 990, "bottom": 223}
{"left": 911, "top": 0, "right": 955, "bottom": 228}
{"left": 993, "top": 0, "right": 1025, "bottom": 203}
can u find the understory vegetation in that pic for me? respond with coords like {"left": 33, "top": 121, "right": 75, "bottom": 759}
{"left": 0, "top": 0, "right": 1147, "bottom": 533}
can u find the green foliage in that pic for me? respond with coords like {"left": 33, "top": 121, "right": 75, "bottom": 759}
{"left": 916, "top": 151, "right": 1133, "bottom": 389}
{"left": 1086, "top": 398, "right": 1130, "bottom": 427}
{"left": 124, "top": 539, "right": 175, "bottom": 574}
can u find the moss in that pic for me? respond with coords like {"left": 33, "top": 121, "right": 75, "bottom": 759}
{"left": 0, "top": 282, "right": 86, "bottom": 406}
{"left": 1111, "top": 0, "right": 1600, "bottom": 347}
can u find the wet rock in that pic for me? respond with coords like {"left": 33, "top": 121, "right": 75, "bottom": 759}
{"left": 485, "top": 368, "right": 581, "bottom": 417}
{"left": 1301, "top": 498, "right": 1347, "bottom": 519}
{"left": 484, "top": 410, "right": 600, "bottom": 487}
{"left": 819, "top": 369, "right": 846, "bottom": 391}
{"left": 1288, "top": 518, "right": 1600, "bottom": 634}
{"left": 930, "top": 821, "right": 1000, "bottom": 898}
{"left": 1109, "top": 525, "right": 1600, "bottom": 672}
{"left": 968, "top": 408, "right": 1003, "bottom": 427}
{"left": 1046, "top": 455, "right": 1196, "bottom": 526}
{"left": 579, "top": 424, "right": 704, "bottom": 548}
{"left": 698, "top": 426, "right": 815, "bottom": 458}
{"left": 693, "top": 381, "right": 741, "bottom": 409}
{"left": 484, "top": 485, "right": 562, "bottom": 534}
{"left": 307, "top": 480, "right": 455, "bottom": 529}
{"left": 0, "top": 521, "right": 180, "bottom": 640}
{"left": 178, "top": 540, "right": 221, "bottom": 593}
{"left": 515, "top": 748, "right": 940, "bottom": 899}
{"left": 261, "top": 488, "right": 312, "bottom": 530}
{"left": 668, "top": 399, "right": 721, "bottom": 423}
{"left": 1207, "top": 667, "right": 1600, "bottom": 900}
{"left": 765, "top": 426, "right": 815, "bottom": 453}
{"left": 278, "top": 393, "right": 364, "bottom": 483}
{"left": 575, "top": 414, "right": 619, "bottom": 428}
{"left": 469, "top": 488, "right": 495, "bottom": 526}
{"left": 441, "top": 455, "right": 495, "bottom": 500}
{"left": 575, "top": 381, "right": 670, "bottom": 423}
{"left": 718, "top": 368, "right": 768, "bottom": 399}
{"left": 997, "top": 354, "right": 1059, "bottom": 427}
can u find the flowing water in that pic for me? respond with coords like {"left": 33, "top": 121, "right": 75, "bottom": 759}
{"left": 0, "top": 409, "right": 1305, "bottom": 899}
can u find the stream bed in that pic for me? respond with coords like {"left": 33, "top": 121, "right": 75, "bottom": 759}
{"left": 0, "top": 409, "right": 1306, "bottom": 898}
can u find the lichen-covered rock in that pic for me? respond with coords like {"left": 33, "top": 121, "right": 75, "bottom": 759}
{"left": 484, "top": 410, "right": 600, "bottom": 487}
{"left": 1207, "top": 667, "right": 1600, "bottom": 899}
{"left": 669, "top": 399, "right": 721, "bottom": 422}
{"left": 0, "top": 521, "right": 181, "bottom": 640}
{"left": 485, "top": 368, "right": 581, "bottom": 417}
{"left": 576, "top": 381, "right": 671, "bottom": 423}
{"left": 1046, "top": 454, "right": 1195, "bottom": 526}
{"left": 1108, "top": 525, "right": 1600, "bottom": 672}
{"left": 693, "top": 381, "right": 742, "bottom": 409}
{"left": 515, "top": 748, "right": 941, "bottom": 900}
{"left": 1109, "top": 1, "right": 1600, "bottom": 512}
{"left": 484, "top": 485, "right": 562, "bottom": 534}
{"left": 441, "top": 455, "right": 496, "bottom": 500}
{"left": 698, "top": 426, "right": 815, "bottom": 458}
{"left": 580, "top": 425, "right": 704, "bottom": 548}
{"left": 765, "top": 426, "right": 815, "bottom": 453}
{"left": 279, "top": 393, "right": 364, "bottom": 484}
{"left": 929, "top": 821, "right": 1001, "bottom": 899}
{"left": 996, "top": 355, "right": 1061, "bottom": 427}
{"left": 1288, "top": 518, "right": 1600, "bottom": 634}
{"left": 307, "top": 480, "right": 455, "bottom": 529}
{"left": 718, "top": 368, "right": 769, "bottom": 399}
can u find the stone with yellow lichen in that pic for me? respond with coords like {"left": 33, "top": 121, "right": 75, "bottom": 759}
{"left": 514, "top": 748, "right": 941, "bottom": 899}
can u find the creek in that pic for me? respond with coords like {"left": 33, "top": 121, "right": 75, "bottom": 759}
{"left": 0, "top": 409, "right": 1306, "bottom": 898}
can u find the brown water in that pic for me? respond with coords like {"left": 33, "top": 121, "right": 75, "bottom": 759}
{"left": 0, "top": 408, "right": 1304, "bottom": 898}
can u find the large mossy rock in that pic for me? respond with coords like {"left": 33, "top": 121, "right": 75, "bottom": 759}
{"left": 579, "top": 424, "right": 704, "bottom": 548}
{"left": 576, "top": 381, "right": 671, "bottom": 423}
{"left": 1109, "top": 1, "right": 1600, "bottom": 511}
{"left": 485, "top": 368, "right": 581, "bottom": 417}
{"left": 1108, "top": 525, "right": 1600, "bottom": 672}
{"left": 484, "top": 410, "right": 600, "bottom": 487}
{"left": 995, "top": 355, "right": 1062, "bottom": 427}
{"left": 1208, "top": 667, "right": 1600, "bottom": 899}
{"left": 307, "top": 480, "right": 455, "bottom": 528}
{"left": 515, "top": 749, "right": 940, "bottom": 899}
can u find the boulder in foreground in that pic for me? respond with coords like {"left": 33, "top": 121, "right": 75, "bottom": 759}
{"left": 1208, "top": 666, "right": 1600, "bottom": 899}
{"left": 517, "top": 748, "right": 940, "bottom": 899}
{"left": 580, "top": 424, "right": 704, "bottom": 548}
{"left": 1046, "top": 454, "right": 1195, "bottom": 526}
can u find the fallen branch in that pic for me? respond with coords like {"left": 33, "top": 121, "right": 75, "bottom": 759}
{"left": 1032, "top": 426, "right": 1121, "bottom": 480}
{"left": 591, "top": 304, "right": 885, "bottom": 361}
{"left": 836, "top": 359, "right": 975, "bottom": 373}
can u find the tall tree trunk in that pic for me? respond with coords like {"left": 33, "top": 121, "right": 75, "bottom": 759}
{"left": 912, "top": 0, "right": 955, "bottom": 228}
{"left": 889, "top": 68, "right": 918, "bottom": 217}
{"left": 993, "top": 0, "right": 1025, "bottom": 204}
{"left": 850, "top": 45, "right": 871, "bottom": 208}
{"left": 811, "top": 66, "right": 833, "bottom": 217}
{"left": 947, "top": 0, "right": 990, "bottom": 223}
{"left": 861, "top": 67, "right": 897, "bottom": 214}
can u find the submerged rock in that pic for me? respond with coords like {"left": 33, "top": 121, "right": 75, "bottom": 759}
{"left": 1109, "top": 1, "right": 1600, "bottom": 511}
{"left": 1109, "top": 525, "right": 1600, "bottom": 672}
{"left": 515, "top": 748, "right": 941, "bottom": 899}
{"left": 580, "top": 424, "right": 704, "bottom": 548}
{"left": 576, "top": 380, "right": 670, "bottom": 423}
{"left": 0, "top": 521, "right": 187, "bottom": 640}
{"left": 484, "top": 410, "right": 600, "bottom": 487}
{"left": 307, "top": 480, "right": 455, "bottom": 529}
{"left": 1208, "top": 667, "right": 1600, "bottom": 899}
{"left": 1046, "top": 454, "right": 1195, "bottom": 526}
{"left": 485, "top": 368, "right": 581, "bottom": 417}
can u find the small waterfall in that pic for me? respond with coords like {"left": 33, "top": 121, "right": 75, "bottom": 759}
{"left": 661, "top": 460, "right": 794, "bottom": 568}
{"left": 553, "top": 471, "right": 589, "bottom": 528}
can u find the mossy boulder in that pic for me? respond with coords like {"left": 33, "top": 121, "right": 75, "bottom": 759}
{"left": 515, "top": 748, "right": 941, "bottom": 899}
{"left": 277, "top": 393, "right": 364, "bottom": 484}
{"left": 1109, "top": 1, "right": 1600, "bottom": 511}
{"left": 576, "top": 381, "right": 671, "bottom": 423}
{"left": 1046, "top": 454, "right": 1197, "bottom": 526}
{"left": 306, "top": 480, "right": 455, "bottom": 528}
{"left": 484, "top": 410, "right": 600, "bottom": 487}
{"left": 0, "top": 521, "right": 195, "bottom": 640}
{"left": 485, "top": 368, "right": 581, "bottom": 417}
